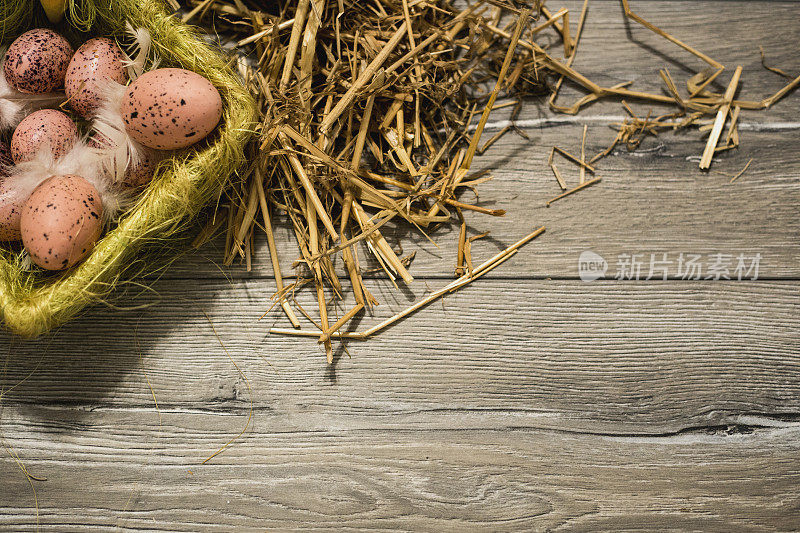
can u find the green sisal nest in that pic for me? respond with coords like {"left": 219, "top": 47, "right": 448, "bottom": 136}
{"left": 0, "top": 0, "right": 257, "bottom": 337}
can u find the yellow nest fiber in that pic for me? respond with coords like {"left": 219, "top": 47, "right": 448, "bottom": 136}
{"left": 0, "top": 0, "right": 257, "bottom": 337}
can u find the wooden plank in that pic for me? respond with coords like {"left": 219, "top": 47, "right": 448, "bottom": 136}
{"left": 1, "top": 279, "right": 798, "bottom": 434}
{"left": 170, "top": 126, "right": 800, "bottom": 280}
{"left": 0, "top": 408, "right": 798, "bottom": 531}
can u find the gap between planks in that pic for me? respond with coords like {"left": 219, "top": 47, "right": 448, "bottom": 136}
{"left": 134, "top": 274, "right": 800, "bottom": 283}
{"left": 1, "top": 406, "right": 798, "bottom": 443}
{"left": 468, "top": 115, "right": 800, "bottom": 132}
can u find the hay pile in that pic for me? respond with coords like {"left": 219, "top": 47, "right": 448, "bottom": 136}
{"left": 177, "top": 0, "right": 800, "bottom": 360}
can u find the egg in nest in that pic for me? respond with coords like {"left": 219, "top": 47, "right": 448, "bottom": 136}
{"left": 11, "top": 109, "right": 78, "bottom": 163}
{"left": 20, "top": 174, "right": 103, "bottom": 270}
{"left": 121, "top": 68, "right": 223, "bottom": 150}
{"left": 4, "top": 29, "right": 74, "bottom": 94}
{"left": 0, "top": 140, "right": 21, "bottom": 241}
{"left": 65, "top": 38, "right": 128, "bottom": 119}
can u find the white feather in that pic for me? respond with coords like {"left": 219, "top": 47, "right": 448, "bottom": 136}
{"left": 19, "top": 250, "right": 34, "bottom": 272}
{"left": 1, "top": 139, "right": 131, "bottom": 225}
{"left": 91, "top": 78, "right": 148, "bottom": 183}
{"left": 83, "top": 28, "right": 161, "bottom": 200}
{"left": 0, "top": 70, "right": 25, "bottom": 130}
{"left": 123, "top": 25, "right": 160, "bottom": 80}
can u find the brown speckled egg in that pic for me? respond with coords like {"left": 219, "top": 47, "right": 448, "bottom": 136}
{"left": 0, "top": 141, "right": 20, "bottom": 240}
{"left": 0, "top": 179, "right": 23, "bottom": 241}
{"left": 11, "top": 109, "right": 78, "bottom": 163}
{"left": 122, "top": 149, "right": 159, "bottom": 188}
{"left": 65, "top": 38, "right": 127, "bottom": 118}
{"left": 20, "top": 174, "right": 103, "bottom": 270}
{"left": 121, "top": 68, "right": 223, "bottom": 150}
{"left": 4, "top": 29, "right": 74, "bottom": 94}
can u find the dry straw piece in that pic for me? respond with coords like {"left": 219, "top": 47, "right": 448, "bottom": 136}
{"left": 0, "top": 0, "right": 257, "bottom": 337}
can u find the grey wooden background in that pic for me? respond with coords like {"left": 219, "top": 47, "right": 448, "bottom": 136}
{"left": 2, "top": 1, "right": 800, "bottom": 530}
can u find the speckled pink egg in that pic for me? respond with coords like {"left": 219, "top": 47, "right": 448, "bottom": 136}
{"left": 3, "top": 29, "right": 74, "bottom": 94}
{"left": 65, "top": 38, "right": 127, "bottom": 118}
{"left": 0, "top": 180, "right": 23, "bottom": 241}
{"left": 20, "top": 174, "right": 103, "bottom": 270}
{"left": 121, "top": 68, "right": 223, "bottom": 150}
{"left": 11, "top": 109, "right": 78, "bottom": 163}
{"left": 89, "top": 134, "right": 159, "bottom": 188}
{"left": 0, "top": 140, "right": 21, "bottom": 240}
{"left": 122, "top": 150, "right": 159, "bottom": 188}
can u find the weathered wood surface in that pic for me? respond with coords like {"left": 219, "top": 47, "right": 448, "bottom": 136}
{"left": 2, "top": 280, "right": 800, "bottom": 434}
{"left": 2, "top": 1, "right": 800, "bottom": 530}
{"left": 1, "top": 411, "right": 799, "bottom": 531}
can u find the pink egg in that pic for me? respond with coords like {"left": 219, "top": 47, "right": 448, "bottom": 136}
{"left": 0, "top": 181, "right": 23, "bottom": 242}
{"left": 122, "top": 150, "right": 159, "bottom": 188}
{"left": 11, "top": 109, "right": 78, "bottom": 164}
{"left": 89, "top": 134, "right": 159, "bottom": 188}
{"left": 0, "top": 140, "right": 21, "bottom": 241}
{"left": 121, "top": 68, "right": 223, "bottom": 150}
{"left": 20, "top": 174, "right": 103, "bottom": 270}
{"left": 65, "top": 38, "right": 127, "bottom": 118}
{"left": 3, "top": 29, "right": 74, "bottom": 94}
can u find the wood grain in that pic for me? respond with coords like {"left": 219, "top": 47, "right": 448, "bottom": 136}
{"left": 1, "top": 279, "right": 798, "bottom": 434}
{"left": 1, "top": 409, "right": 798, "bottom": 531}
{"left": 551, "top": 0, "right": 800, "bottom": 117}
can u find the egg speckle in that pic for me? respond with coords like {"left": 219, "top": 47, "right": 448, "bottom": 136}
{"left": 121, "top": 68, "right": 223, "bottom": 150}
{"left": 65, "top": 38, "right": 127, "bottom": 118}
{"left": 0, "top": 184, "right": 22, "bottom": 242}
{"left": 21, "top": 174, "right": 103, "bottom": 270}
{"left": 3, "top": 29, "right": 74, "bottom": 94}
{"left": 11, "top": 109, "right": 78, "bottom": 163}
{"left": 0, "top": 140, "right": 21, "bottom": 241}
